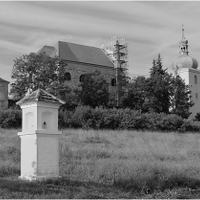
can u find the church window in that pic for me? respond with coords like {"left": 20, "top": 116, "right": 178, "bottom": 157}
{"left": 64, "top": 72, "right": 71, "bottom": 81}
{"left": 195, "top": 75, "right": 198, "bottom": 84}
{"left": 111, "top": 78, "right": 116, "bottom": 86}
{"left": 80, "top": 74, "right": 86, "bottom": 82}
{"left": 196, "top": 93, "right": 198, "bottom": 100}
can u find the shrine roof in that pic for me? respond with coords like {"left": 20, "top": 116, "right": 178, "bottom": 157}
{"left": 16, "top": 88, "right": 65, "bottom": 105}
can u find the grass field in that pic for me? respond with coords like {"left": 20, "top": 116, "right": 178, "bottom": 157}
{"left": 1, "top": 129, "right": 200, "bottom": 198}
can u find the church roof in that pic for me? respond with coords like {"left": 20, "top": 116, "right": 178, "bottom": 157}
{"left": 38, "top": 41, "right": 114, "bottom": 68}
{"left": 172, "top": 26, "right": 198, "bottom": 71}
{"left": 37, "top": 45, "right": 57, "bottom": 57}
{"left": 16, "top": 88, "right": 65, "bottom": 106}
{"left": 0, "top": 77, "right": 9, "bottom": 83}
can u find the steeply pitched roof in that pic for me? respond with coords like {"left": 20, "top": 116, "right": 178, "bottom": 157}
{"left": 38, "top": 41, "right": 114, "bottom": 68}
{"left": 58, "top": 41, "right": 114, "bottom": 68}
{"left": 0, "top": 77, "right": 9, "bottom": 83}
{"left": 16, "top": 88, "right": 65, "bottom": 105}
{"left": 37, "top": 45, "right": 57, "bottom": 57}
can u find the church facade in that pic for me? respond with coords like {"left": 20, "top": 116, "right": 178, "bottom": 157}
{"left": 38, "top": 41, "right": 116, "bottom": 93}
{"left": 172, "top": 29, "right": 200, "bottom": 118}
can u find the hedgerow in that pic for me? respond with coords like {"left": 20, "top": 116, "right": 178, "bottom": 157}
{"left": 58, "top": 106, "right": 200, "bottom": 132}
{"left": 0, "top": 106, "right": 200, "bottom": 132}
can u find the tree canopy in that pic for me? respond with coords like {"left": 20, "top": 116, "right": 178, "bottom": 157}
{"left": 78, "top": 70, "right": 109, "bottom": 108}
{"left": 122, "top": 54, "right": 193, "bottom": 118}
{"left": 10, "top": 52, "right": 66, "bottom": 99}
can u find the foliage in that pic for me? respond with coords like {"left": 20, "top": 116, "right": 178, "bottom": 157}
{"left": 121, "top": 76, "right": 146, "bottom": 111}
{"left": 122, "top": 54, "right": 193, "bottom": 118}
{"left": 59, "top": 85, "right": 81, "bottom": 111}
{"left": 0, "top": 109, "right": 22, "bottom": 129}
{"left": 10, "top": 52, "right": 66, "bottom": 99}
{"left": 58, "top": 106, "right": 200, "bottom": 132}
{"left": 0, "top": 105, "right": 197, "bottom": 132}
{"left": 169, "top": 75, "right": 193, "bottom": 118}
{"left": 144, "top": 54, "right": 171, "bottom": 113}
{"left": 78, "top": 70, "right": 109, "bottom": 108}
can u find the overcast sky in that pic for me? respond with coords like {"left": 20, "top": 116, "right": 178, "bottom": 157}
{"left": 1, "top": 1, "right": 200, "bottom": 85}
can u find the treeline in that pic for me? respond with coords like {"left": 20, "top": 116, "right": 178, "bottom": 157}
{"left": 5, "top": 52, "right": 199, "bottom": 132}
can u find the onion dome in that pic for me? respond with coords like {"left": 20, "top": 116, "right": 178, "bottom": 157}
{"left": 172, "top": 25, "right": 198, "bottom": 71}
{"left": 172, "top": 54, "right": 198, "bottom": 70}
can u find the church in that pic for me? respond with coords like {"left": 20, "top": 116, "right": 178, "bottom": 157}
{"left": 172, "top": 28, "right": 200, "bottom": 118}
{"left": 0, "top": 31, "right": 198, "bottom": 118}
{"left": 38, "top": 41, "right": 116, "bottom": 94}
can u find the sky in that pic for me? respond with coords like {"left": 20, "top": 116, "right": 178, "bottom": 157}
{"left": 1, "top": 1, "right": 200, "bottom": 86}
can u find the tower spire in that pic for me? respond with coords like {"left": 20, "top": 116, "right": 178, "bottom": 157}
{"left": 179, "top": 24, "right": 188, "bottom": 55}
{"left": 182, "top": 24, "right": 185, "bottom": 40}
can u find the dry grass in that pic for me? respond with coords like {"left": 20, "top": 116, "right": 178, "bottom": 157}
{"left": 59, "top": 129, "right": 200, "bottom": 183}
{"left": 1, "top": 128, "right": 200, "bottom": 198}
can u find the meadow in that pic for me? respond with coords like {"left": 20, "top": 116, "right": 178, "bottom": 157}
{"left": 1, "top": 129, "right": 200, "bottom": 198}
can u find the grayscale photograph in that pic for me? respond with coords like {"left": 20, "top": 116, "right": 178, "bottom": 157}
{"left": 0, "top": 1, "right": 200, "bottom": 199}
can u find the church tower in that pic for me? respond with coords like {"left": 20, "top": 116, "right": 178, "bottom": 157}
{"left": 172, "top": 25, "right": 200, "bottom": 118}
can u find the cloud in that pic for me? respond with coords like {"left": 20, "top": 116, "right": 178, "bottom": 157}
{"left": 0, "top": 1, "right": 200, "bottom": 84}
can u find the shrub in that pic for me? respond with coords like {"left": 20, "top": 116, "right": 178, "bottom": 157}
{"left": 1, "top": 106, "right": 200, "bottom": 133}
{"left": 0, "top": 109, "right": 22, "bottom": 129}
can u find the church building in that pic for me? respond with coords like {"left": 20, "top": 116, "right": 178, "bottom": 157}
{"left": 38, "top": 41, "right": 116, "bottom": 93}
{"left": 172, "top": 28, "right": 200, "bottom": 118}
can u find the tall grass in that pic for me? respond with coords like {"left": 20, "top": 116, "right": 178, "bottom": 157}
{"left": 0, "top": 129, "right": 21, "bottom": 178}
{"left": 59, "top": 129, "right": 200, "bottom": 192}
{"left": 1, "top": 128, "right": 200, "bottom": 197}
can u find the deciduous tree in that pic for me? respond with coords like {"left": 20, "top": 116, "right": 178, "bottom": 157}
{"left": 79, "top": 70, "right": 109, "bottom": 108}
{"left": 10, "top": 52, "right": 66, "bottom": 99}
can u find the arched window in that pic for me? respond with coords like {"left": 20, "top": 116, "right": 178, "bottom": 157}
{"left": 64, "top": 72, "right": 71, "bottom": 81}
{"left": 195, "top": 75, "right": 198, "bottom": 84}
{"left": 80, "top": 74, "right": 86, "bottom": 82}
{"left": 111, "top": 78, "right": 116, "bottom": 86}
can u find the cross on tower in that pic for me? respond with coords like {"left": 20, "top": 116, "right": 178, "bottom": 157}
{"left": 182, "top": 24, "right": 185, "bottom": 40}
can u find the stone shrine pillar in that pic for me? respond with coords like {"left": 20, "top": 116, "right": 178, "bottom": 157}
{"left": 16, "top": 89, "right": 65, "bottom": 181}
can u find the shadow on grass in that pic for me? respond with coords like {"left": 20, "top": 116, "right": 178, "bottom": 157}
{"left": 113, "top": 173, "right": 200, "bottom": 196}
{"left": 0, "top": 177, "right": 120, "bottom": 199}
{"left": 1, "top": 174, "right": 200, "bottom": 199}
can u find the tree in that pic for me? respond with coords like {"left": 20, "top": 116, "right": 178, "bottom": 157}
{"left": 122, "top": 54, "right": 193, "bottom": 118}
{"left": 58, "top": 85, "right": 81, "bottom": 111}
{"left": 79, "top": 70, "right": 109, "bottom": 108}
{"left": 10, "top": 52, "right": 66, "bottom": 99}
{"left": 169, "top": 75, "right": 193, "bottom": 118}
{"left": 144, "top": 54, "right": 171, "bottom": 113}
{"left": 121, "top": 76, "right": 147, "bottom": 111}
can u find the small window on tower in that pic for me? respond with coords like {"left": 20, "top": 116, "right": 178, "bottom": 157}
{"left": 195, "top": 75, "right": 198, "bottom": 84}
{"left": 196, "top": 93, "right": 198, "bottom": 100}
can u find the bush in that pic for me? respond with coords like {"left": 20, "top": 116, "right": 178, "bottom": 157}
{"left": 0, "top": 106, "right": 199, "bottom": 133}
{"left": 57, "top": 106, "right": 200, "bottom": 132}
{"left": 0, "top": 109, "right": 22, "bottom": 129}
